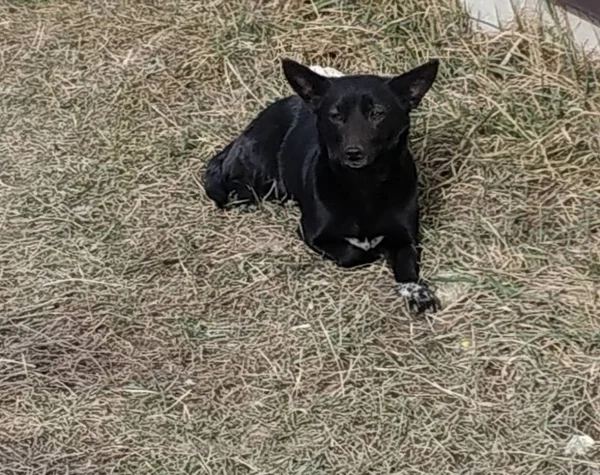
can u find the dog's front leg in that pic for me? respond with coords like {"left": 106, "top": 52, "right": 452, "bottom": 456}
{"left": 386, "top": 244, "right": 439, "bottom": 314}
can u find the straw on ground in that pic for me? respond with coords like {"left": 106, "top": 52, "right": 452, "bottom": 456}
{"left": 1, "top": 1, "right": 599, "bottom": 473}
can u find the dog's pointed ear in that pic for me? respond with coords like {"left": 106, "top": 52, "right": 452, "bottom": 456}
{"left": 387, "top": 59, "right": 439, "bottom": 109}
{"left": 282, "top": 58, "right": 331, "bottom": 108}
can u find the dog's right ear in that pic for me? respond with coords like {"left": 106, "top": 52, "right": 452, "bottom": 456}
{"left": 282, "top": 58, "right": 331, "bottom": 109}
{"left": 387, "top": 59, "right": 439, "bottom": 109}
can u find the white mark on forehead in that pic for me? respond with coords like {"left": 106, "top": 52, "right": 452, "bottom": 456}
{"left": 345, "top": 236, "right": 384, "bottom": 251}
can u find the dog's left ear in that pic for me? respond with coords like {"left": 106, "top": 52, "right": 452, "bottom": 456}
{"left": 387, "top": 59, "right": 439, "bottom": 109}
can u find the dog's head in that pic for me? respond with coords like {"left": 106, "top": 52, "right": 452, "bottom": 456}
{"left": 282, "top": 58, "right": 439, "bottom": 169}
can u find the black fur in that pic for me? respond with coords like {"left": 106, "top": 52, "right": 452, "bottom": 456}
{"left": 204, "top": 58, "right": 441, "bottom": 313}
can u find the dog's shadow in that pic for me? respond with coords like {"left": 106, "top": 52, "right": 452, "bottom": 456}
{"left": 412, "top": 128, "right": 465, "bottom": 232}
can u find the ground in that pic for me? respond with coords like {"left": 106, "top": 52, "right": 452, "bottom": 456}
{"left": 0, "top": 1, "right": 599, "bottom": 474}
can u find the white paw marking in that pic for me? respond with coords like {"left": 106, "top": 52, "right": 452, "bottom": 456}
{"left": 309, "top": 65, "right": 345, "bottom": 78}
{"left": 345, "top": 236, "right": 384, "bottom": 251}
{"left": 397, "top": 282, "right": 439, "bottom": 313}
{"left": 397, "top": 282, "right": 422, "bottom": 299}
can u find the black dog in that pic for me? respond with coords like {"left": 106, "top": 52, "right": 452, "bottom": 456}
{"left": 204, "top": 58, "right": 440, "bottom": 313}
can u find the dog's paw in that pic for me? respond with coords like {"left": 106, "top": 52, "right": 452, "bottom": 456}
{"left": 397, "top": 282, "right": 440, "bottom": 314}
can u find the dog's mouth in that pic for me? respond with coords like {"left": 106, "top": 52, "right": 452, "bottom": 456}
{"left": 342, "top": 158, "right": 371, "bottom": 169}
{"left": 328, "top": 148, "right": 374, "bottom": 169}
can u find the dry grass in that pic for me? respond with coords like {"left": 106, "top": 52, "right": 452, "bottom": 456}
{"left": 1, "top": 0, "right": 599, "bottom": 473}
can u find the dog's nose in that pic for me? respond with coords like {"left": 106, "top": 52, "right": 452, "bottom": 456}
{"left": 344, "top": 146, "right": 364, "bottom": 161}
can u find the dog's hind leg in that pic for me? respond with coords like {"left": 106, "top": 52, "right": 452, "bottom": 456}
{"left": 204, "top": 142, "right": 235, "bottom": 208}
{"left": 204, "top": 96, "right": 296, "bottom": 208}
{"left": 204, "top": 138, "right": 281, "bottom": 208}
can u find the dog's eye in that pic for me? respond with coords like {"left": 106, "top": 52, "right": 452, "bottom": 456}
{"left": 369, "top": 107, "right": 386, "bottom": 121}
{"left": 329, "top": 110, "right": 343, "bottom": 122}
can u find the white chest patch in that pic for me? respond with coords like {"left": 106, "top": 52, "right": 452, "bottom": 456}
{"left": 345, "top": 236, "right": 384, "bottom": 251}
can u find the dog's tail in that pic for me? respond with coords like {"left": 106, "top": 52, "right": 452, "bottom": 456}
{"left": 204, "top": 143, "right": 234, "bottom": 208}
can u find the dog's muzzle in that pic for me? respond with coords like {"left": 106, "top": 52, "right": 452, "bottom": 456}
{"left": 342, "top": 146, "right": 371, "bottom": 168}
